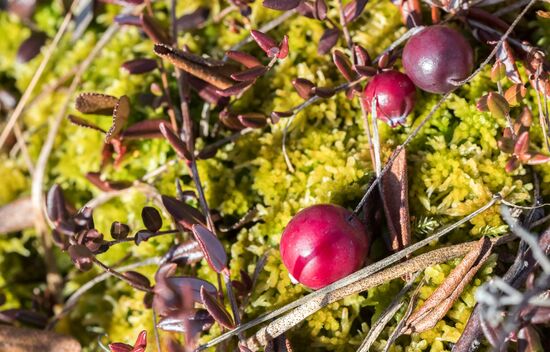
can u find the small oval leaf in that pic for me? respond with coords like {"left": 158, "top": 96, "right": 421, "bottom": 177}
{"left": 141, "top": 206, "right": 162, "bottom": 232}
{"left": 226, "top": 50, "right": 262, "bottom": 68}
{"left": 230, "top": 65, "right": 268, "bottom": 82}
{"left": 318, "top": 28, "right": 339, "bottom": 55}
{"left": 192, "top": 224, "right": 228, "bottom": 274}
{"left": 238, "top": 113, "right": 268, "bottom": 129}
{"left": 110, "top": 221, "right": 130, "bottom": 240}
{"left": 200, "top": 286, "right": 235, "bottom": 329}
{"left": 161, "top": 195, "right": 206, "bottom": 230}
{"left": 292, "top": 78, "right": 315, "bottom": 99}
{"left": 262, "top": 0, "right": 301, "bottom": 11}
{"left": 159, "top": 123, "right": 192, "bottom": 160}
{"left": 68, "top": 244, "right": 94, "bottom": 271}
{"left": 121, "top": 58, "right": 158, "bottom": 74}
{"left": 250, "top": 30, "right": 279, "bottom": 57}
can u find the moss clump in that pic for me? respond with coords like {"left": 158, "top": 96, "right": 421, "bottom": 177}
{"left": 1, "top": 1, "right": 549, "bottom": 351}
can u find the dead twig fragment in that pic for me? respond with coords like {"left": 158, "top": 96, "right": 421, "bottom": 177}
{"left": 403, "top": 237, "right": 494, "bottom": 333}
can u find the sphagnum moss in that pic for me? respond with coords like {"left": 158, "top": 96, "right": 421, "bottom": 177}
{"left": 0, "top": 0, "right": 549, "bottom": 351}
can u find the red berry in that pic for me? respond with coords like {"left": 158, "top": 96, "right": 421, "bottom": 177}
{"left": 279, "top": 204, "right": 370, "bottom": 290}
{"left": 402, "top": 25, "right": 474, "bottom": 94}
{"left": 363, "top": 70, "right": 416, "bottom": 127}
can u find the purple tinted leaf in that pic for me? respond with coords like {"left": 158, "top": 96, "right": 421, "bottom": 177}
{"left": 505, "top": 155, "right": 520, "bottom": 172}
{"left": 226, "top": 50, "right": 262, "bottom": 68}
{"left": 161, "top": 195, "right": 206, "bottom": 230}
{"left": 250, "top": 30, "right": 279, "bottom": 57}
{"left": 17, "top": 31, "right": 47, "bottom": 63}
{"left": 46, "top": 184, "right": 67, "bottom": 224}
{"left": 121, "top": 58, "right": 158, "bottom": 74}
{"left": 105, "top": 95, "right": 130, "bottom": 143}
{"left": 240, "top": 269, "right": 253, "bottom": 291}
{"left": 514, "top": 131, "right": 529, "bottom": 157}
{"left": 188, "top": 76, "right": 229, "bottom": 106}
{"left": 527, "top": 153, "right": 550, "bottom": 165}
{"left": 140, "top": 13, "right": 171, "bottom": 44}
{"left": 108, "top": 342, "right": 133, "bottom": 352}
{"left": 114, "top": 14, "right": 142, "bottom": 26}
{"left": 123, "top": 271, "right": 151, "bottom": 289}
{"left": 157, "top": 310, "right": 214, "bottom": 335}
{"left": 231, "top": 65, "right": 268, "bottom": 82}
{"left": 68, "top": 244, "right": 94, "bottom": 271}
{"left": 219, "top": 108, "right": 246, "bottom": 130}
{"left": 121, "top": 119, "right": 165, "bottom": 139}
{"left": 163, "top": 240, "right": 203, "bottom": 265}
{"left": 353, "top": 45, "right": 371, "bottom": 66}
{"left": 314, "top": 0, "right": 327, "bottom": 20}
{"left": 296, "top": 1, "right": 315, "bottom": 18}
{"left": 159, "top": 123, "right": 192, "bottom": 160}
{"left": 192, "top": 224, "right": 228, "bottom": 274}
{"left": 238, "top": 113, "right": 268, "bottom": 128}
{"left": 135, "top": 229, "right": 156, "bottom": 245}
{"left": 110, "top": 221, "right": 130, "bottom": 240}
{"left": 354, "top": 65, "right": 377, "bottom": 77}
{"left": 277, "top": 35, "right": 289, "bottom": 59}
{"left": 85, "top": 172, "right": 131, "bottom": 192}
{"left": 313, "top": 86, "right": 336, "bottom": 98}
{"left": 216, "top": 80, "right": 254, "bottom": 97}
{"left": 271, "top": 110, "right": 293, "bottom": 123}
{"left": 67, "top": 114, "right": 106, "bottom": 133}
{"left": 142, "top": 206, "right": 162, "bottom": 232}
{"left": 318, "top": 28, "right": 339, "bottom": 55}
{"left": 0, "top": 309, "right": 48, "bottom": 328}
{"left": 200, "top": 286, "right": 235, "bottom": 329}
{"left": 262, "top": 0, "right": 301, "bottom": 11}
{"left": 292, "top": 78, "right": 315, "bottom": 99}
{"left": 377, "top": 52, "right": 390, "bottom": 69}
{"left": 176, "top": 7, "right": 210, "bottom": 31}
{"left": 344, "top": 0, "right": 369, "bottom": 24}
{"left": 75, "top": 93, "right": 118, "bottom": 115}
{"left": 496, "top": 41, "right": 522, "bottom": 84}
{"left": 333, "top": 50, "right": 355, "bottom": 81}
{"left": 83, "top": 229, "right": 103, "bottom": 252}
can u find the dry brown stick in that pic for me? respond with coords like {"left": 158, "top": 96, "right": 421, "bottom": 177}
{"left": 242, "top": 238, "right": 499, "bottom": 350}
{"left": 13, "top": 123, "right": 34, "bottom": 175}
{"left": 0, "top": 196, "right": 34, "bottom": 234}
{"left": 0, "top": 0, "right": 80, "bottom": 149}
{"left": 0, "top": 325, "right": 81, "bottom": 352}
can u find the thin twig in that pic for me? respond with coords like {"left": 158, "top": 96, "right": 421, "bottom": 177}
{"left": 0, "top": 0, "right": 81, "bottom": 149}
{"left": 92, "top": 257, "right": 154, "bottom": 292}
{"left": 242, "top": 238, "right": 504, "bottom": 350}
{"left": 197, "top": 196, "right": 500, "bottom": 350}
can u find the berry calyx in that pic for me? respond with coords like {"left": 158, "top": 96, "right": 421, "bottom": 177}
{"left": 279, "top": 204, "right": 370, "bottom": 290}
{"left": 363, "top": 70, "right": 416, "bottom": 127}
{"left": 402, "top": 25, "right": 474, "bottom": 94}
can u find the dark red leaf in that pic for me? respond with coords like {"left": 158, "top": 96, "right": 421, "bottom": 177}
{"left": 292, "top": 78, "right": 315, "bottom": 99}
{"left": 333, "top": 50, "right": 355, "bottom": 81}
{"left": 505, "top": 155, "right": 520, "bottom": 172}
{"left": 192, "top": 224, "right": 228, "bottom": 274}
{"left": 121, "top": 58, "right": 157, "bottom": 74}
{"left": 251, "top": 30, "right": 279, "bottom": 57}
{"left": 67, "top": 114, "right": 106, "bottom": 133}
{"left": 161, "top": 195, "right": 206, "bottom": 230}
{"left": 314, "top": 0, "right": 327, "bottom": 20}
{"left": 68, "top": 244, "right": 94, "bottom": 271}
{"left": 200, "top": 286, "right": 235, "bottom": 329}
{"left": 353, "top": 45, "right": 371, "bottom": 66}
{"left": 238, "top": 113, "right": 268, "bottom": 128}
{"left": 159, "top": 122, "right": 192, "bottom": 160}
{"left": 527, "top": 153, "right": 550, "bottom": 165}
{"left": 353, "top": 65, "right": 377, "bottom": 77}
{"left": 263, "top": 0, "right": 301, "bottom": 11}
{"left": 157, "top": 310, "right": 214, "bottom": 335}
{"left": 176, "top": 7, "right": 210, "bottom": 31}
{"left": 231, "top": 65, "right": 268, "bottom": 82}
{"left": 278, "top": 35, "right": 289, "bottom": 59}
{"left": 105, "top": 95, "right": 130, "bottom": 143}
{"left": 110, "top": 221, "right": 130, "bottom": 240}
{"left": 514, "top": 131, "right": 530, "bottom": 157}
{"left": 135, "top": 229, "right": 156, "bottom": 245}
{"left": 141, "top": 206, "right": 162, "bottom": 232}
{"left": 377, "top": 52, "right": 390, "bottom": 69}
{"left": 188, "top": 76, "right": 229, "bottom": 106}
{"left": 216, "top": 80, "right": 254, "bottom": 97}
{"left": 343, "top": 0, "right": 369, "bottom": 24}
{"left": 296, "top": 1, "right": 315, "bottom": 18}
{"left": 318, "top": 28, "right": 339, "bottom": 55}
{"left": 140, "top": 13, "right": 171, "bottom": 44}
{"left": 17, "top": 31, "right": 47, "bottom": 63}
{"left": 313, "top": 86, "right": 336, "bottom": 98}
{"left": 226, "top": 50, "right": 262, "bottom": 68}
{"left": 121, "top": 119, "right": 165, "bottom": 139}
{"left": 75, "top": 93, "right": 118, "bottom": 115}
{"left": 108, "top": 342, "right": 133, "bottom": 352}
{"left": 46, "top": 184, "right": 67, "bottom": 224}
{"left": 123, "top": 271, "right": 151, "bottom": 290}
{"left": 271, "top": 110, "right": 293, "bottom": 122}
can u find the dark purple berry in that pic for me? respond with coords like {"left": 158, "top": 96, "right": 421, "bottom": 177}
{"left": 363, "top": 70, "right": 416, "bottom": 127}
{"left": 402, "top": 25, "right": 474, "bottom": 94}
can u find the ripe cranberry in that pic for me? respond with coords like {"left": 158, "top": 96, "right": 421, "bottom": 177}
{"left": 363, "top": 70, "right": 416, "bottom": 127}
{"left": 279, "top": 204, "right": 370, "bottom": 290}
{"left": 402, "top": 25, "right": 474, "bottom": 94}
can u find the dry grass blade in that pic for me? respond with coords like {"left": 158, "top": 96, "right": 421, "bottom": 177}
{"left": 242, "top": 238, "right": 501, "bottom": 350}
{"left": 0, "top": 325, "right": 81, "bottom": 352}
{"left": 403, "top": 237, "right": 494, "bottom": 334}
{"left": 380, "top": 148, "right": 410, "bottom": 251}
